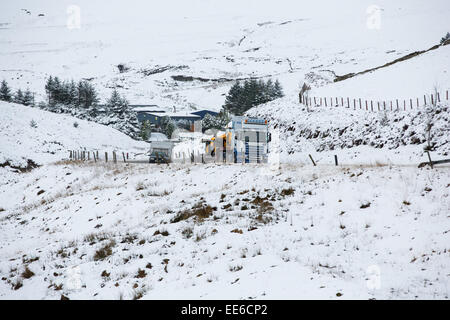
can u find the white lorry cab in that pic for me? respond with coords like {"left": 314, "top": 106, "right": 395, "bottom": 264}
{"left": 205, "top": 116, "right": 269, "bottom": 164}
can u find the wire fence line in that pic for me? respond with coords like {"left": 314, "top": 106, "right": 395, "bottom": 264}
{"left": 300, "top": 90, "right": 449, "bottom": 111}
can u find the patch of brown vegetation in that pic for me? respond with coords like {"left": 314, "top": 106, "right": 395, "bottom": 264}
{"left": 171, "top": 202, "right": 213, "bottom": 223}
{"left": 93, "top": 240, "right": 116, "bottom": 261}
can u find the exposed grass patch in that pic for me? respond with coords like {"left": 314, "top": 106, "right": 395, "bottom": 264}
{"left": 135, "top": 181, "right": 146, "bottom": 191}
{"left": 231, "top": 228, "right": 243, "bottom": 234}
{"left": 121, "top": 233, "right": 138, "bottom": 244}
{"left": 21, "top": 266, "right": 35, "bottom": 279}
{"left": 135, "top": 269, "right": 147, "bottom": 279}
{"left": 229, "top": 265, "right": 243, "bottom": 272}
{"left": 181, "top": 226, "right": 193, "bottom": 239}
{"left": 222, "top": 203, "right": 232, "bottom": 210}
{"left": 101, "top": 270, "right": 110, "bottom": 278}
{"left": 84, "top": 231, "right": 114, "bottom": 244}
{"left": 153, "top": 230, "right": 169, "bottom": 236}
{"left": 195, "top": 230, "right": 207, "bottom": 242}
{"left": 93, "top": 240, "right": 116, "bottom": 261}
{"left": 13, "top": 279, "right": 23, "bottom": 290}
{"left": 132, "top": 288, "right": 147, "bottom": 300}
{"left": 360, "top": 202, "right": 371, "bottom": 209}
{"left": 171, "top": 202, "right": 213, "bottom": 223}
{"left": 280, "top": 187, "right": 295, "bottom": 197}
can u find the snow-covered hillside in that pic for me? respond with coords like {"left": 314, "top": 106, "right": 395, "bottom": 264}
{"left": 247, "top": 97, "right": 450, "bottom": 165}
{"left": 0, "top": 0, "right": 449, "bottom": 301}
{"left": 0, "top": 0, "right": 449, "bottom": 110}
{"left": 0, "top": 161, "right": 449, "bottom": 299}
{"left": 0, "top": 102, "right": 149, "bottom": 168}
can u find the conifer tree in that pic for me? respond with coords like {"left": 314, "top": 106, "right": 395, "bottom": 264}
{"left": 0, "top": 80, "right": 12, "bottom": 102}
{"left": 14, "top": 89, "right": 24, "bottom": 104}
{"left": 23, "top": 89, "right": 34, "bottom": 106}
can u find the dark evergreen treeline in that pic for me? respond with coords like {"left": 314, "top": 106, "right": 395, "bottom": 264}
{"left": 223, "top": 79, "right": 284, "bottom": 116}
{"left": 0, "top": 80, "right": 35, "bottom": 106}
{"left": 1, "top": 76, "right": 140, "bottom": 139}
{"left": 45, "top": 76, "right": 99, "bottom": 108}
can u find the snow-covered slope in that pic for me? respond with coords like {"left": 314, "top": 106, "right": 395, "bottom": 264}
{"left": 0, "top": 162, "right": 448, "bottom": 299}
{"left": 247, "top": 97, "right": 450, "bottom": 165}
{"left": 0, "top": 102, "right": 149, "bottom": 168}
{"left": 1, "top": 0, "right": 449, "bottom": 301}
{"left": 0, "top": 0, "right": 449, "bottom": 110}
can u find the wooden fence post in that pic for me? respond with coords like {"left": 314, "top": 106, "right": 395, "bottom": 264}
{"left": 353, "top": 99, "right": 356, "bottom": 109}
{"left": 403, "top": 100, "right": 406, "bottom": 111}
{"left": 93, "top": 151, "right": 97, "bottom": 163}
{"left": 334, "top": 155, "right": 338, "bottom": 166}
{"left": 396, "top": 99, "right": 399, "bottom": 110}
{"left": 416, "top": 98, "right": 419, "bottom": 108}
{"left": 69, "top": 150, "right": 72, "bottom": 160}
{"left": 426, "top": 151, "right": 433, "bottom": 169}
{"left": 437, "top": 92, "right": 440, "bottom": 102}
{"left": 365, "top": 100, "right": 368, "bottom": 110}
{"left": 122, "top": 152, "right": 126, "bottom": 163}
{"left": 410, "top": 99, "right": 412, "bottom": 109}
{"left": 431, "top": 94, "right": 434, "bottom": 105}
{"left": 105, "top": 152, "right": 108, "bottom": 163}
{"left": 446, "top": 90, "right": 448, "bottom": 100}
{"left": 390, "top": 101, "right": 392, "bottom": 111}
{"left": 347, "top": 97, "right": 350, "bottom": 108}
{"left": 308, "top": 154, "right": 316, "bottom": 166}
{"left": 341, "top": 97, "right": 344, "bottom": 106}
{"left": 370, "top": 100, "right": 373, "bottom": 112}
{"left": 424, "top": 95, "right": 426, "bottom": 105}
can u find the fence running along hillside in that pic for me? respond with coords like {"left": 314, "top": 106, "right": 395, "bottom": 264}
{"left": 69, "top": 150, "right": 129, "bottom": 163}
{"left": 299, "top": 90, "right": 449, "bottom": 111}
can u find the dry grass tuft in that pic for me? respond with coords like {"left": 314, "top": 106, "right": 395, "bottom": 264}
{"left": 93, "top": 240, "right": 116, "bottom": 261}
{"left": 171, "top": 202, "right": 214, "bottom": 223}
{"left": 21, "top": 266, "right": 35, "bottom": 279}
